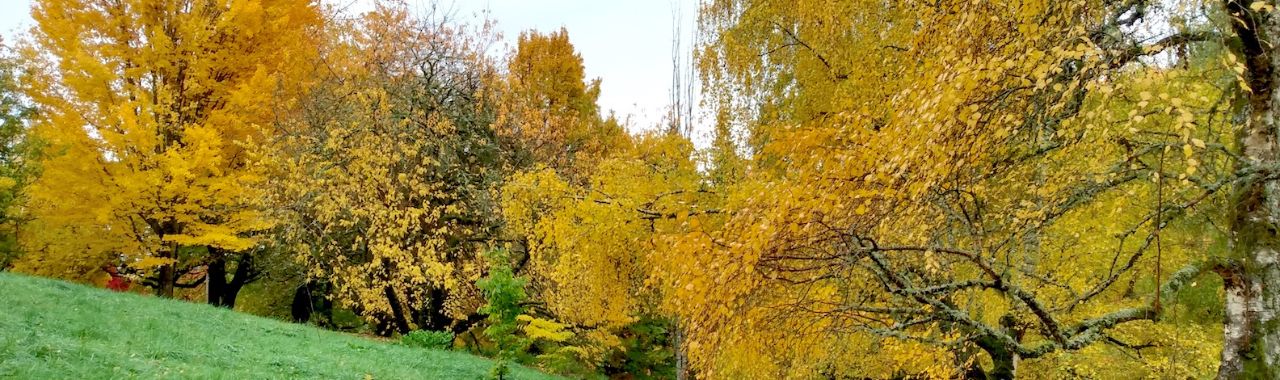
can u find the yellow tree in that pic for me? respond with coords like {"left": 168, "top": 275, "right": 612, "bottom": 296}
{"left": 496, "top": 28, "right": 629, "bottom": 180}
{"left": 272, "top": 2, "right": 506, "bottom": 335}
{"left": 501, "top": 131, "right": 718, "bottom": 372}
{"left": 17, "top": 0, "right": 321, "bottom": 302}
{"left": 669, "top": 0, "right": 1256, "bottom": 377}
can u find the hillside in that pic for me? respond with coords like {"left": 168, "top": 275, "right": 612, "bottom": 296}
{"left": 0, "top": 273, "right": 556, "bottom": 379}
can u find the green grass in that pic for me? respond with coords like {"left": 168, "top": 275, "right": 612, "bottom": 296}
{"left": 0, "top": 272, "right": 557, "bottom": 380}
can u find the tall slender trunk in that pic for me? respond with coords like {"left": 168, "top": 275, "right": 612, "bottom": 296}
{"left": 1221, "top": 1, "right": 1280, "bottom": 377}
{"left": 673, "top": 321, "right": 693, "bottom": 380}
{"left": 374, "top": 256, "right": 412, "bottom": 336}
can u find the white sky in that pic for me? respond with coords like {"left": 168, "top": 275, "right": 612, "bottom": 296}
{"left": 0, "top": 1, "right": 31, "bottom": 40}
{"left": 0, "top": 0, "right": 701, "bottom": 133}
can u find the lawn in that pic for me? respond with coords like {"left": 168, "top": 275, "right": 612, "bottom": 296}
{"left": 0, "top": 272, "right": 557, "bottom": 379}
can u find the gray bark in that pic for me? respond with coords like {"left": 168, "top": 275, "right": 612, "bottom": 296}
{"left": 1221, "top": 1, "right": 1280, "bottom": 377}
{"left": 674, "top": 322, "right": 691, "bottom": 380}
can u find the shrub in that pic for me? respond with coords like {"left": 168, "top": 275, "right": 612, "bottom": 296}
{"left": 401, "top": 330, "right": 455, "bottom": 351}
{"left": 478, "top": 249, "right": 527, "bottom": 379}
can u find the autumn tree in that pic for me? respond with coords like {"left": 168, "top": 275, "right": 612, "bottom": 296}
{"left": 0, "top": 45, "right": 34, "bottom": 271}
{"left": 502, "top": 132, "right": 718, "bottom": 374}
{"left": 273, "top": 2, "right": 507, "bottom": 336}
{"left": 668, "top": 0, "right": 1272, "bottom": 377}
{"left": 1217, "top": 0, "right": 1280, "bottom": 376}
{"left": 495, "top": 28, "right": 629, "bottom": 180}
{"left": 16, "top": 0, "right": 321, "bottom": 304}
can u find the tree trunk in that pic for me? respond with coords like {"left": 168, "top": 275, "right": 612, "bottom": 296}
{"left": 1220, "top": 203, "right": 1280, "bottom": 379}
{"left": 975, "top": 335, "right": 1017, "bottom": 380}
{"left": 1222, "top": 1, "right": 1280, "bottom": 377}
{"left": 673, "top": 322, "right": 693, "bottom": 380}
{"left": 986, "top": 347, "right": 1016, "bottom": 380}
{"left": 156, "top": 244, "right": 176, "bottom": 298}
{"left": 206, "top": 250, "right": 252, "bottom": 308}
{"left": 223, "top": 253, "right": 251, "bottom": 308}
{"left": 415, "top": 286, "right": 452, "bottom": 331}
{"left": 382, "top": 285, "right": 412, "bottom": 336}
{"left": 292, "top": 283, "right": 313, "bottom": 323}
{"left": 207, "top": 255, "right": 228, "bottom": 306}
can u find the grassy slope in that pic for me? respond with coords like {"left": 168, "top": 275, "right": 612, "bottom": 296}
{"left": 0, "top": 272, "right": 555, "bottom": 380}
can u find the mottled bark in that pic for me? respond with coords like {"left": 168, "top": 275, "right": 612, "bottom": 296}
{"left": 973, "top": 315, "right": 1023, "bottom": 380}
{"left": 1221, "top": 1, "right": 1280, "bottom": 377}
{"left": 976, "top": 337, "right": 1016, "bottom": 380}
{"left": 674, "top": 323, "right": 691, "bottom": 380}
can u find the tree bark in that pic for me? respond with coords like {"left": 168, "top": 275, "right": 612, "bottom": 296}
{"left": 207, "top": 254, "right": 228, "bottom": 306}
{"left": 156, "top": 243, "right": 176, "bottom": 298}
{"left": 673, "top": 322, "right": 693, "bottom": 380}
{"left": 975, "top": 334, "right": 1017, "bottom": 380}
{"left": 382, "top": 285, "right": 412, "bottom": 336}
{"left": 205, "top": 250, "right": 253, "bottom": 308}
{"left": 414, "top": 286, "right": 452, "bottom": 331}
{"left": 1222, "top": 1, "right": 1280, "bottom": 377}
{"left": 222, "top": 253, "right": 250, "bottom": 308}
{"left": 963, "top": 314, "right": 1025, "bottom": 379}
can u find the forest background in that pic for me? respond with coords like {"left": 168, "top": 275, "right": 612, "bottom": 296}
{"left": 4, "top": 0, "right": 1280, "bottom": 379}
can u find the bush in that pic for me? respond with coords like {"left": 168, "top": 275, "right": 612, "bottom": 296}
{"left": 478, "top": 248, "right": 527, "bottom": 379}
{"left": 401, "top": 330, "right": 455, "bottom": 350}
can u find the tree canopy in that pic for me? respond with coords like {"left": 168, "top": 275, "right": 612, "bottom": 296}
{"left": 7, "top": 0, "right": 1280, "bottom": 378}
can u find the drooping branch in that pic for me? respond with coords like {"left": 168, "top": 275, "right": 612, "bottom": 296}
{"left": 869, "top": 243, "right": 1068, "bottom": 344}
{"left": 1049, "top": 259, "right": 1213, "bottom": 353}
{"left": 765, "top": 20, "right": 849, "bottom": 81}
{"left": 1110, "top": 30, "right": 1217, "bottom": 65}
{"left": 831, "top": 231, "right": 1217, "bottom": 360}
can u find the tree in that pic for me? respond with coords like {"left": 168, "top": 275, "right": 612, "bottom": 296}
{"left": 495, "top": 28, "right": 629, "bottom": 180}
{"left": 478, "top": 249, "right": 528, "bottom": 380}
{"left": 679, "top": 0, "right": 1253, "bottom": 377}
{"left": 1217, "top": 0, "right": 1280, "bottom": 376}
{"left": 0, "top": 43, "right": 34, "bottom": 271}
{"left": 17, "top": 0, "right": 321, "bottom": 302}
{"left": 501, "top": 132, "right": 717, "bottom": 373}
{"left": 273, "top": 2, "right": 505, "bottom": 336}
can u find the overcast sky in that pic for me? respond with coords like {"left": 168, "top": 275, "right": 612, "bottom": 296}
{"left": 0, "top": 0, "right": 700, "bottom": 133}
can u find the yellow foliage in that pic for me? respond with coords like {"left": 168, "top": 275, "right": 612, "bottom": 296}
{"left": 518, "top": 314, "right": 574, "bottom": 343}
{"left": 502, "top": 132, "right": 712, "bottom": 365}
{"left": 270, "top": 2, "right": 502, "bottom": 331}
{"left": 17, "top": 0, "right": 321, "bottom": 286}
{"left": 494, "top": 27, "right": 630, "bottom": 179}
{"left": 673, "top": 0, "right": 1231, "bottom": 377}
